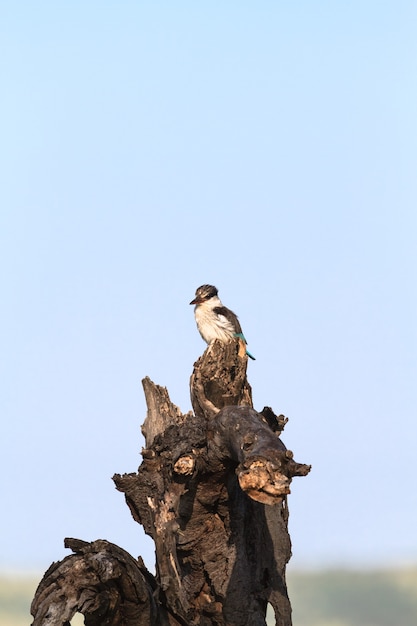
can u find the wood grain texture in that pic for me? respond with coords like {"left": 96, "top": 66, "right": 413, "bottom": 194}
{"left": 31, "top": 340, "right": 310, "bottom": 626}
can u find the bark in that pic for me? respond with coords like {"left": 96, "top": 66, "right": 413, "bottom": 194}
{"left": 30, "top": 538, "right": 162, "bottom": 626}
{"left": 31, "top": 338, "right": 310, "bottom": 626}
{"left": 190, "top": 340, "right": 253, "bottom": 420}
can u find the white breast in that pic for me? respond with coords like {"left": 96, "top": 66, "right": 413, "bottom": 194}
{"left": 194, "top": 304, "right": 235, "bottom": 344}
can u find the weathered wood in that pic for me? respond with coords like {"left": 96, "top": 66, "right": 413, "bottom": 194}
{"left": 113, "top": 410, "right": 209, "bottom": 625}
{"left": 31, "top": 339, "right": 310, "bottom": 626}
{"left": 113, "top": 342, "right": 310, "bottom": 625}
{"left": 209, "top": 405, "right": 311, "bottom": 505}
{"left": 30, "top": 539, "right": 163, "bottom": 626}
{"left": 190, "top": 339, "right": 253, "bottom": 419}
{"left": 142, "top": 376, "right": 191, "bottom": 447}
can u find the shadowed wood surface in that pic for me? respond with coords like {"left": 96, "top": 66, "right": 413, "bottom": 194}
{"left": 190, "top": 339, "right": 253, "bottom": 420}
{"left": 30, "top": 539, "right": 163, "bottom": 626}
{"left": 31, "top": 340, "right": 310, "bottom": 626}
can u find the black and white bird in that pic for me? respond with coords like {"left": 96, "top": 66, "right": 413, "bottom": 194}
{"left": 189, "top": 284, "right": 255, "bottom": 360}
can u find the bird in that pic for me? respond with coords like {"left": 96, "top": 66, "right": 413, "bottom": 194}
{"left": 189, "top": 284, "right": 255, "bottom": 360}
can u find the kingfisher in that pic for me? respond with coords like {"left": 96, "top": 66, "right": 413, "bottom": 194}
{"left": 189, "top": 284, "right": 255, "bottom": 360}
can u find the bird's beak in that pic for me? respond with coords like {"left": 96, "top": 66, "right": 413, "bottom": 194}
{"left": 190, "top": 298, "right": 201, "bottom": 305}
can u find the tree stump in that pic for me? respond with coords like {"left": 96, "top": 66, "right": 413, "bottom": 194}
{"left": 31, "top": 339, "right": 310, "bottom": 626}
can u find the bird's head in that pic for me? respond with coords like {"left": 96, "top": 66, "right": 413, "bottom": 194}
{"left": 190, "top": 284, "right": 218, "bottom": 305}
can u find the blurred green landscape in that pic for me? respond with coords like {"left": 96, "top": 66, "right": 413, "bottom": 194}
{"left": 3, "top": 568, "right": 417, "bottom": 625}
{"left": 286, "top": 568, "right": 417, "bottom": 626}
{"left": 0, "top": 575, "right": 39, "bottom": 626}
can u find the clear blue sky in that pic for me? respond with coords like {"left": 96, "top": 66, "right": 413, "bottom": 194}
{"left": 1, "top": 1, "right": 416, "bottom": 573}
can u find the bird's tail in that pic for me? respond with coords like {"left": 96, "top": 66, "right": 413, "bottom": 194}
{"left": 234, "top": 333, "right": 256, "bottom": 360}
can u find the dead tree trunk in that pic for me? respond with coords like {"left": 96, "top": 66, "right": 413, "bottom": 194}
{"left": 31, "top": 339, "right": 310, "bottom": 626}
